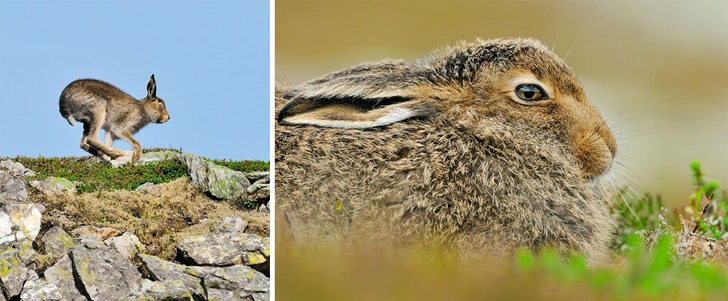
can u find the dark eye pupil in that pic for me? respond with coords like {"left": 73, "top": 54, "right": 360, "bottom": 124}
{"left": 515, "top": 84, "right": 547, "bottom": 102}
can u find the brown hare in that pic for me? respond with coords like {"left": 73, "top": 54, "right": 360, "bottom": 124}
{"left": 59, "top": 74, "right": 170, "bottom": 163}
{"left": 276, "top": 38, "right": 618, "bottom": 265}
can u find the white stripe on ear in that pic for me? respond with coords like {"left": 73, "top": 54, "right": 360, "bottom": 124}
{"left": 280, "top": 104, "right": 433, "bottom": 129}
{"left": 372, "top": 108, "right": 420, "bottom": 127}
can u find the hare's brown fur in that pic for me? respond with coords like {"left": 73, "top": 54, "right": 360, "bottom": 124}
{"left": 275, "top": 38, "right": 617, "bottom": 264}
{"left": 59, "top": 75, "right": 170, "bottom": 163}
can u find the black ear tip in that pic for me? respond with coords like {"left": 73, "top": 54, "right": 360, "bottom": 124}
{"left": 276, "top": 106, "right": 288, "bottom": 122}
{"left": 150, "top": 74, "right": 155, "bottom": 79}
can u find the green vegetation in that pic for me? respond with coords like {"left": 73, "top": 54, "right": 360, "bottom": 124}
{"left": 517, "top": 161, "right": 728, "bottom": 300}
{"left": 210, "top": 159, "right": 270, "bottom": 174}
{"left": 10, "top": 148, "right": 269, "bottom": 193}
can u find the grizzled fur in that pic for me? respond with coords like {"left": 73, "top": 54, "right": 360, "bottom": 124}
{"left": 275, "top": 38, "right": 618, "bottom": 265}
{"left": 59, "top": 75, "right": 170, "bottom": 163}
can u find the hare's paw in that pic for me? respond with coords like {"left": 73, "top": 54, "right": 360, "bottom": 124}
{"left": 108, "top": 151, "right": 134, "bottom": 168}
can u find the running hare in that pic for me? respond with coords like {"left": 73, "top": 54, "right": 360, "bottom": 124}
{"left": 276, "top": 38, "right": 618, "bottom": 264}
{"left": 59, "top": 75, "right": 170, "bottom": 163}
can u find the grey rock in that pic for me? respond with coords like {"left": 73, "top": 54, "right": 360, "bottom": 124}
{"left": 78, "top": 235, "right": 110, "bottom": 250}
{"left": 0, "top": 246, "right": 31, "bottom": 299}
{"left": 107, "top": 150, "right": 180, "bottom": 168}
{"left": 207, "top": 288, "right": 253, "bottom": 301}
{"left": 107, "top": 150, "right": 134, "bottom": 168}
{"left": 177, "top": 232, "right": 267, "bottom": 267}
{"left": 104, "top": 232, "right": 143, "bottom": 259}
{"left": 137, "top": 254, "right": 204, "bottom": 299}
{"left": 251, "top": 176, "right": 269, "bottom": 186}
{"left": 182, "top": 265, "right": 218, "bottom": 278}
{"left": 0, "top": 160, "right": 36, "bottom": 177}
{"left": 257, "top": 204, "right": 269, "bottom": 213}
{"left": 179, "top": 153, "right": 250, "bottom": 205}
{"left": 19, "top": 270, "right": 63, "bottom": 301}
{"left": 120, "top": 278, "right": 193, "bottom": 301}
{"left": 40, "top": 226, "right": 74, "bottom": 258}
{"left": 17, "top": 239, "right": 36, "bottom": 265}
{"left": 0, "top": 202, "right": 42, "bottom": 245}
{"left": 245, "top": 182, "right": 267, "bottom": 195}
{"left": 69, "top": 244, "right": 143, "bottom": 300}
{"left": 202, "top": 265, "right": 269, "bottom": 293}
{"left": 243, "top": 172, "right": 269, "bottom": 184}
{"left": 249, "top": 186, "right": 270, "bottom": 203}
{"left": 135, "top": 182, "right": 155, "bottom": 192}
{"left": 0, "top": 170, "right": 28, "bottom": 202}
{"left": 138, "top": 151, "right": 180, "bottom": 164}
{"left": 252, "top": 292, "right": 270, "bottom": 301}
{"left": 213, "top": 217, "right": 248, "bottom": 234}
{"left": 259, "top": 238, "right": 270, "bottom": 258}
{"left": 28, "top": 177, "right": 76, "bottom": 195}
{"left": 44, "top": 254, "right": 86, "bottom": 301}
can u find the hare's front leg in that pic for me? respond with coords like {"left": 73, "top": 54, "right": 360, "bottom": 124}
{"left": 85, "top": 110, "right": 127, "bottom": 160}
{"left": 80, "top": 122, "right": 104, "bottom": 158}
{"left": 118, "top": 132, "right": 142, "bottom": 163}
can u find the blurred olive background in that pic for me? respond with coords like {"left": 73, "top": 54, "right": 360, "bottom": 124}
{"left": 276, "top": 0, "right": 728, "bottom": 207}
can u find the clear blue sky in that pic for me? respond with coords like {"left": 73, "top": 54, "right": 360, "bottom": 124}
{"left": 0, "top": 1, "right": 270, "bottom": 161}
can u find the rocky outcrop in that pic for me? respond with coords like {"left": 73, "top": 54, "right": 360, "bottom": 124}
{"left": 0, "top": 171, "right": 28, "bottom": 202}
{"left": 29, "top": 177, "right": 77, "bottom": 195}
{"left": 176, "top": 216, "right": 270, "bottom": 276}
{"left": 245, "top": 172, "right": 270, "bottom": 212}
{"left": 40, "top": 226, "right": 74, "bottom": 258}
{"left": 180, "top": 153, "right": 251, "bottom": 207}
{"left": 105, "top": 150, "right": 180, "bottom": 168}
{"left": 0, "top": 160, "right": 36, "bottom": 178}
{"left": 70, "top": 239, "right": 144, "bottom": 300}
{"left": 26, "top": 221, "right": 270, "bottom": 301}
{"left": 0, "top": 202, "right": 42, "bottom": 245}
{"left": 0, "top": 158, "right": 271, "bottom": 300}
{"left": 104, "top": 232, "right": 144, "bottom": 259}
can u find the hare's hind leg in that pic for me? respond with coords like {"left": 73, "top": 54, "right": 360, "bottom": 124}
{"left": 117, "top": 131, "right": 142, "bottom": 163}
{"left": 85, "top": 110, "right": 126, "bottom": 160}
{"left": 99, "top": 131, "right": 115, "bottom": 161}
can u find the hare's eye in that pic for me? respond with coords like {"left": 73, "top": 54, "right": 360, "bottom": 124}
{"left": 515, "top": 84, "right": 548, "bottom": 101}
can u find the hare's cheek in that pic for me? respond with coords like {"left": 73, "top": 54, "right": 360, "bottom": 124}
{"left": 573, "top": 130, "right": 614, "bottom": 178}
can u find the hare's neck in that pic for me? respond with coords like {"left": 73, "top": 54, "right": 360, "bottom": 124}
{"left": 128, "top": 104, "right": 153, "bottom": 134}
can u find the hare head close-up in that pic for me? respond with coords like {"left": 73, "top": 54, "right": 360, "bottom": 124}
{"left": 276, "top": 38, "right": 619, "bottom": 264}
{"left": 278, "top": 38, "right": 616, "bottom": 180}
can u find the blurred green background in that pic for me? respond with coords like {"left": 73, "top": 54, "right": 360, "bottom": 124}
{"left": 276, "top": 0, "right": 728, "bottom": 208}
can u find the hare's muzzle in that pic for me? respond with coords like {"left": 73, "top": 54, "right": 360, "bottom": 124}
{"left": 575, "top": 125, "right": 617, "bottom": 179}
{"left": 158, "top": 114, "right": 170, "bottom": 123}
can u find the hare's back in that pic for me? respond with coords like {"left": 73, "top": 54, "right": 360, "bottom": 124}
{"left": 60, "top": 79, "right": 134, "bottom": 104}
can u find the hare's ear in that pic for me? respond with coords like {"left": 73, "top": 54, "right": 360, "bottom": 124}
{"left": 147, "top": 74, "right": 157, "bottom": 98}
{"left": 277, "top": 61, "right": 436, "bottom": 129}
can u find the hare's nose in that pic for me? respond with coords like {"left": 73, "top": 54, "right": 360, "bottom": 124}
{"left": 598, "top": 126, "right": 617, "bottom": 157}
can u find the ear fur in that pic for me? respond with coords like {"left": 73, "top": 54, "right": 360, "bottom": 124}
{"left": 277, "top": 60, "right": 438, "bottom": 129}
{"left": 147, "top": 74, "right": 157, "bottom": 98}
